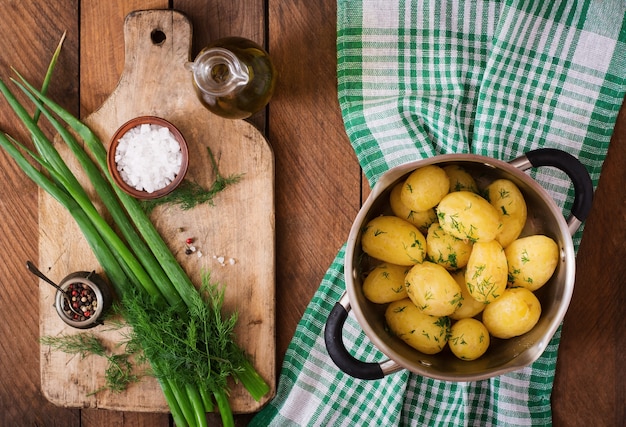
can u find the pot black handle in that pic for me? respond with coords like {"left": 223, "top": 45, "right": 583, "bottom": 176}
{"left": 513, "top": 148, "right": 594, "bottom": 234}
{"left": 324, "top": 296, "right": 388, "bottom": 380}
{"left": 525, "top": 148, "right": 594, "bottom": 222}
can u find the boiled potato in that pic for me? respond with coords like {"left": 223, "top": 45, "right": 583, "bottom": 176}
{"left": 465, "top": 240, "right": 508, "bottom": 304}
{"left": 443, "top": 164, "right": 478, "bottom": 193}
{"left": 361, "top": 216, "right": 427, "bottom": 265}
{"left": 482, "top": 287, "right": 541, "bottom": 339}
{"left": 436, "top": 191, "right": 502, "bottom": 242}
{"left": 485, "top": 179, "right": 527, "bottom": 248}
{"left": 385, "top": 298, "right": 450, "bottom": 354}
{"left": 426, "top": 222, "right": 473, "bottom": 270}
{"left": 450, "top": 269, "right": 485, "bottom": 320}
{"left": 400, "top": 165, "right": 449, "bottom": 212}
{"left": 405, "top": 261, "right": 462, "bottom": 316}
{"left": 361, "top": 215, "right": 426, "bottom": 265}
{"left": 448, "top": 318, "right": 490, "bottom": 361}
{"left": 362, "top": 263, "right": 410, "bottom": 304}
{"left": 389, "top": 182, "right": 437, "bottom": 234}
{"left": 505, "top": 235, "right": 559, "bottom": 291}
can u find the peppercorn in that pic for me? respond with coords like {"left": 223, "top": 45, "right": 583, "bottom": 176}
{"left": 62, "top": 281, "right": 98, "bottom": 321}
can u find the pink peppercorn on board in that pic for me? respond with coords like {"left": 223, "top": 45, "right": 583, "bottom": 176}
{"left": 38, "top": 9, "right": 275, "bottom": 413}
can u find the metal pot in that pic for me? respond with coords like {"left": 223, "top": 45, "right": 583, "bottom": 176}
{"left": 325, "top": 148, "right": 593, "bottom": 381}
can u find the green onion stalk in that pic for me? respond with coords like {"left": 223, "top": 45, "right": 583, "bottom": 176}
{"left": 0, "top": 38, "right": 269, "bottom": 427}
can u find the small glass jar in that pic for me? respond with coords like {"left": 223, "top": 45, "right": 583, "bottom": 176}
{"left": 55, "top": 271, "right": 113, "bottom": 329}
{"left": 186, "top": 37, "right": 277, "bottom": 119}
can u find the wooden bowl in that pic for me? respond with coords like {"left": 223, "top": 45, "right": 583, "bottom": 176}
{"left": 107, "top": 116, "right": 189, "bottom": 199}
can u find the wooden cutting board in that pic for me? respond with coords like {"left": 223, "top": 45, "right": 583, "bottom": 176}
{"left": 39, "top": 9, "right": 275, "bottom": 413}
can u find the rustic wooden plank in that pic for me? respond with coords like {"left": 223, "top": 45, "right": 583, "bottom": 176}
{"left": 0, "top": 1, "right": 81, "bottom": 426}
{"left": 175, "top": 0, "right": 267, "bottom": 131}
{"left": 175, "top": 0, "right": 265, "bottom": 54}
{"left": 267, "top": 0, "right": 361, "bottom": 362}
{"left": 79, "top": 2, "right": 171, "bottom": 425}
{"left": 81, "top": 410, "right": 171, "bottom": 427}
{"left": 80, "top": 0, "right": 168, "bottom": 117}
{"left": 172, "top": 5, "right": 270, "bottom": 424}
{"left": 552, "top": 100, "right": 626, "bottom": 427}
{"left": 39, "top": 9, "right": 275, "bottom": 414}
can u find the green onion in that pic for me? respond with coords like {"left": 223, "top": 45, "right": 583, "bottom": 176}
{"left": 12, "top": 79, "right": 184, "bottom": 308}
{"left": 33, "top": 31, "right": 66, "bottom": 123}
{"left": 14, "top": 73, "right": 199, "bottom": 306}
{"left": 158, "top": 379, "right": 188, "bottom": 427}
{"left": 0, "top": 132, "right": 132, "bottom": 296}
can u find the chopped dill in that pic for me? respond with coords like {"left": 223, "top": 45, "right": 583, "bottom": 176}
{"left": 39, "top": 333, "right": 143, "bottom": 395}
{"left": 40, "top": 333, "right": 106, "bottom": 359}
{"left": 141, "top": 146, "right": 243, "bottom": 213}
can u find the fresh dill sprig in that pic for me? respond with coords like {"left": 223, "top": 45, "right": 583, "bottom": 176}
{"left": 121, "top": 271, "right": 255, "bottom": 421}
{"left": 40, "top": 333, "right": 106, "bottom": 359}
{"left": 90, "top": 352, "right": 142, "bottom": 395}
{"left": 40, "top": 333, "right": 144, "bottom": 395}
{"left": 141, "top": 146, "right": 243, "bottom": 213}
{"left": 122, "top": 272, "right": 247, "bottom": 383}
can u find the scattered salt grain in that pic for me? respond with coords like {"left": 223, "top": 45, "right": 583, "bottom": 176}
{"left": 212, "top": 255, "right": 236, "bottom": 266}
{"left": 115, "top": 123, "right": 182, "bottom": 193}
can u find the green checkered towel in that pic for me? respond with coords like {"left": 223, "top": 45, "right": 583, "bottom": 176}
{"left": 251, "top": 1, "right": 626, "bottom": 425}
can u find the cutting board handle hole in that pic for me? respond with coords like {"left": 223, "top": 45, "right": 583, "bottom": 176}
{"left": 150, "top": 29, "right": 166, "bottom": 45}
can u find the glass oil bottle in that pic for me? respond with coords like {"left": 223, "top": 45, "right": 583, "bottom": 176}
{"left": 186, "top": 37, "right": 277, "bottom": 120}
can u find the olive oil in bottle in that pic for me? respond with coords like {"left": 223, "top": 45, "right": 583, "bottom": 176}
{"left": 186, "top": 37, "right": 277, "bottom": 120}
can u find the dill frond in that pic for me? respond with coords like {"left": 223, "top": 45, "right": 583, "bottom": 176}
{"left": 40, "top": 333, "right": 144, "bottom": 394}
{"left": 140, "top": 146, "right": 243, "bottom": 213}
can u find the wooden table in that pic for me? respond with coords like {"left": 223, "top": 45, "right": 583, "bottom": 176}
{"left": 0, "top": 1, "right": 623, "bottom": 426}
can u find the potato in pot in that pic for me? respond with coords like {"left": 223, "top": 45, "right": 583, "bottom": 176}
{"left": 426, "top": 222, "right": 473, "bottom": 271}
{"left": 361, "top": 216, "right": 426, "bottom": 266}
{"left": 405, "top": 261, "right": 463, "bottom": 317}
{"left": 436, "top": 191, "right": 502, "bottom": 243}
{"left": 362, "top": 263, "right": 410, "bottom": 304}
{"left": 448, "top": 318, "right": 490, "bottom": 361}
{"left": 443, "top": 164, "right": 478, "bottom": 193}
{"left": 505, "top": 235, "right": 559, "bottom": 291}
{"left": 389, "top": 182, "right": 437, "bottom": 234}
{"left": 482, "top": 287, "right": 541, "bottom": 339}
{"left": 385, "top": 298, "right": 451, "bottom": 354}
{"left": 400, "top": 165, "right": 450, "bottom": 212}
{"left": 484, "top": 179, "right": 527, "bottom": 248}
{"left": 465, "top": 240, "right": 508, "bottom": 304}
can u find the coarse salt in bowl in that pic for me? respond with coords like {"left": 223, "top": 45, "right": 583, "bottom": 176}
{"left": 107, "top": 116, "right": 189, "bottom": 199}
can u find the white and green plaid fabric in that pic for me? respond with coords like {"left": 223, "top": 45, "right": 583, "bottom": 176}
{"left": 251, "top": 1, "right": 626, "bottom": 426}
